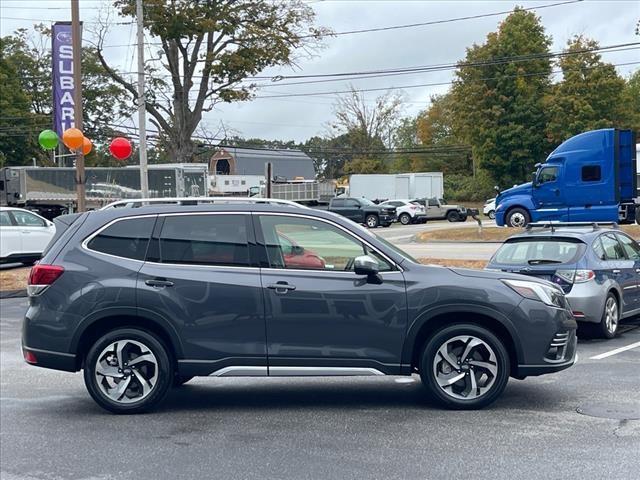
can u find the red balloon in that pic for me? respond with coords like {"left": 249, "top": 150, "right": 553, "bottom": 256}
{"left": 109, "top": 137, "right": 132, "bottom": 160}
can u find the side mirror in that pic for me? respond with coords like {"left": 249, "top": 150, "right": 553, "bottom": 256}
{"left": 531, "top": 173, "right": 538, "bottom": 187}
{"left": 493, "top": 185, "right": 500, "bottom": 193}
{"left": 354, "top": 255, "right": 382, "bottom": 284}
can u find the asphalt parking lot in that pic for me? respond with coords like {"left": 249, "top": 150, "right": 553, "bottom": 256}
{"left": 1, "top": 297, "right": 638, "bottom": 480}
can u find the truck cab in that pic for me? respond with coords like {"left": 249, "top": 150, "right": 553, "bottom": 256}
{"left": 496, "top": 129, "right": 637, "bottom": 227}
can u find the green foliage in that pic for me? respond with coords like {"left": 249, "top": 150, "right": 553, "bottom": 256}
{"left": 621, "top": 70, "right": 640, "bottom": 132}
{"left": 343, "top": 157, "right": 387, "bottom": 174}
{"left": 545, "top": 36, "right": 628, "bottom": 145}
{"left": 444, "top": 171, "right": 495, "bottom": 202}
{"left": 451, "top": 8, "right": 552, "bottom": 188}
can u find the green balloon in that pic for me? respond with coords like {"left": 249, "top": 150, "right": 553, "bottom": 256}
{"left": 38, "top": 130, "right": 59, "bottom": 150}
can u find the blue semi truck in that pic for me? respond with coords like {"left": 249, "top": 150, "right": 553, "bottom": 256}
{"left": 495, "top": 128, "right": 638, "bottom": 227}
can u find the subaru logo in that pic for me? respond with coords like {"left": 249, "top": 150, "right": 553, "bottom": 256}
{"left": 56, "top": 31, "right": 72, "bottom": 43}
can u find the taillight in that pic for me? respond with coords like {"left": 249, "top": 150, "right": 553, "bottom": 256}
{"left": 28, "top": 264, "right": 64, "bottom": 296}
{"left": 555, "top": 269, "right": 595, "bottom": 284}
{"left": 410, "top": 205, "right": 417, "bottom": 210}
{"left": 23, "top": 349, "right": 37, "bottom": 364}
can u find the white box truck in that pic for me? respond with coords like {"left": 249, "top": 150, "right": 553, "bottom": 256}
{"left": 348, "top": 172, "right": 444, "bottom": 202}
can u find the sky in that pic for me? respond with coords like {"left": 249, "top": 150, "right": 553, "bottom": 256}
{"left": 1, "top": 0, "right": 639, "bottom": 143}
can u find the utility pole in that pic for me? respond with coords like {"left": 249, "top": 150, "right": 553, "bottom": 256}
{"left": 71, "top": 0, "right": 85, "bottom": 212}
{"left": 136, "top": 0, "right": 149, "bottom": 198}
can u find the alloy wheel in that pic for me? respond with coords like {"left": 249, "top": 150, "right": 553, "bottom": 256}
{"left": 604, "top": 296, "right": 619, "bottom": 335}
{"left": 509, "top": 212, "right": 526, "bottom": 227}
{"left": 432, "top": 335, "right": 498, "bottom": 400}
{"left": 95, "top": 339, "right": 159, "bottom": 404}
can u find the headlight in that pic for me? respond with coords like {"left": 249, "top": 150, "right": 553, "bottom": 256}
{"left": 502, "top": 279, "right": 565, "bottom": 308}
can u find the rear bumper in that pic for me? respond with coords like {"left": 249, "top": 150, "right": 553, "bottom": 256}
{"left": 21, "top": 345, "right": 77, "bottom": 372}
{"left": 566, "top": 282, "right": 606, "bottom": 323}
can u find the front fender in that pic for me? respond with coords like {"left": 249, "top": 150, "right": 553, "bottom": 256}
{"left": 400, "top": 303, "right": 524, "bottom": 366}
{"left": 495, "top": 195, "right": 536, "bottom": 226}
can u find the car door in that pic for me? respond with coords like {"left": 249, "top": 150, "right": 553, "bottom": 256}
{"left": 342, "top": 198, "right": 363, "bottom": 222}
{"left": 532, "top": 166, "right": 569, "bottom": 220}
{"left": 599, "top": 233, "right": 636, "bottom": 314}
{"left": 426, "top": 198, "right": 441, "bottom": 219}
{"left": 615, "top": 233, "right": 640, "bottom": 312}
{"left": 9, "top": 209, "right": 54, "bottom": 254}
{"left": 0, "top": 210, "right": 21, "bottom": 259}
{"left": 137, "top": 212, "right": 267, "bottom": 373}
{"left": 255, "top": 213, "right": 408, "bottom": 374}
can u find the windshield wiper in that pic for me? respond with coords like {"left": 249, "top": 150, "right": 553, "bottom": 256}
{"left": 528, "top": 259, "right": 562, "bottom": 265}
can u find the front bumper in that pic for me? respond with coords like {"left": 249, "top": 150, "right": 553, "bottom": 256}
{"left": 379, "top": 214, "right": 396, "bottom": 224}
{"left": 565, "top": 282, "right": 606, "bottom": 323}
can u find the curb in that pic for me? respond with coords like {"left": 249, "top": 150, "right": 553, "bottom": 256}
{"left": 0, "top": 289, "right": 27, "bottom": 299}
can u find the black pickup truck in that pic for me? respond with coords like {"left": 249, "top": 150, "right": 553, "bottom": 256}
{"left": 328, "top": 197, "right": 396, "bottom": 228}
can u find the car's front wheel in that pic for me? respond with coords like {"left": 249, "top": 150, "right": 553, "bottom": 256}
{"left": 487, "top": 210, "right": 495, "bottom": 220}
{"left": 83, "top": 328, "right": 173, "bottom": 414}
{"left": 399, "top": 213, "right": 411, "bottom": 225}
{"left": 365, "top": 214, "right": 379, "bottom": 228}
{"left": 420, "top": 324, "right": 510, "bottom": 409}
{"left": 505, "top": 208, "right": 530, "bottom": 228}
{"left": 446, "top": 211, "right": 459, "bottom": 222}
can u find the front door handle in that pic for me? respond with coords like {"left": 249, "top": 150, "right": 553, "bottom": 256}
{"left": 612, "top": 269, "right": 621, "bottom": 274}
{"left": 267, "top": 282, "right": 296, "bottom": 293}
{"left": 145, "top": 278, "right": 174, "bottom": 288}
{"left": 636, "top": 269, "right": 640, "bottom": 273}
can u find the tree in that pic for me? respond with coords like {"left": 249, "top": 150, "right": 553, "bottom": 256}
{"left": 96, "top": 0, "right": 328, "bottom": 163}
{"left": 545, "top": 36, "right": 628, "bottom": 145}
{"left": 0, "top": 36, "right": 43, "bottom": 166}
{"left": 621, "top": 70, "right": 640, "bottom": 132}
{"left": 451, "top": 8, "right": 552, "bottom": 187}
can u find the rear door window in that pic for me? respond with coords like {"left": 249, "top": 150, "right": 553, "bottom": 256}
{"left": 600, "top": 234, "right": 625, "bottom": 260}
{"left": 493, "top": 239, "right": 582, "bottom": 265}
{"left": 616, "top": 234, "right": 640, "bottom": 260}
{"left": 12, "top": 210, "right": 45, "bottom": 227}
{"left": 0, "top": 211, "right": 13, "bottom": 226}
{"left": 158, "top": 214, "right": 250, "bottom": 267}
{"left": 87, "top": 217, "right": 155, "bottom": 260}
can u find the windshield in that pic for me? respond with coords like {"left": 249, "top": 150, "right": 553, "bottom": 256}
{"left": 492, "top": 238, "right": 584, "bottom": 265}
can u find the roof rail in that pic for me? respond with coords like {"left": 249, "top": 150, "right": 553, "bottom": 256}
{"left": 100, "top": 196, "right": 309, "bottom": 210}
{"left": 525, "top": 221, "right": 618, "bottom": 233}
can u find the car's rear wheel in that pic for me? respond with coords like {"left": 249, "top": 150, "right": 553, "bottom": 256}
{"left": 488, "top": 210, "right": 496, "bottom": 220}
{"left": 399, "top": 213, "right": 411, "bottom": 225}
{"left": 419, "top": 324, "right": 510, "bottom": 409}
{"left": 505, "top": 208, "right": 530, "bottom": 228}
{"left": 598, "top": 293, "right": 619, "bottom": 339}
{"left": 446, "top": 211, "right": 459, "bottom": 222}
{"left": 365, "top": 214, "right": 379, "bottom": 228}
{"left": 83, "top": 328, "right": 173, "bottom": 414}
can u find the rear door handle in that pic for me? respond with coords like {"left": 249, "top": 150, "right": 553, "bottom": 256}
{"left": 145, "top": 278, "right": 174, "bottom": 288}
{"left": 267, "top": 282, "right": 296, "bottom": 293}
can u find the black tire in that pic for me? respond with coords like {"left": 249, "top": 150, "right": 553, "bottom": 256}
{"left": 173, "top": 375, "right": 194, "bottom": 387}
{"left": 488, "top": 210, "right": 495, "bottom": 220}
{"left": 83, "top": 328, "right": 173, "bottom": 414}
{"left": 419, "top": 324, "right": 510, "bottom": 410}
{"left": 365, "top": 214, "right": 379, "bottom": 228}
{"left": 505, "top": 207, "right": 530, "bottom": 228}
{"left": 399, "top": 213, "right": 411, "bottom": 225}
{"left": 446, "top": 211, "right": 460, "bottom": 222}
{"left": 420, "top": 218, "right": 428, "bottom": 224}
{"left": 457, "top": 215, "right": 468, "bottom": 222}
{"left": 597, "top": 293, "right": 619, "bottom": 339}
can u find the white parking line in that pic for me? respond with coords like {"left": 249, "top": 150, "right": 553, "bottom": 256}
{"left": 589, "top": 341, "right": 640, "bottom": 360}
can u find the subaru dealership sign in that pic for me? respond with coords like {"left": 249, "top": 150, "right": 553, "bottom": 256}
{"left": 52, "top": 22, "right": 80, "bottom": 136}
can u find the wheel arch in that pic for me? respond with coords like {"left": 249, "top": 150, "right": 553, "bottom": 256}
{"left": 402, "top": 305, "right": 522, "bottom": 375}
{"left": 70, "top": 307, "right": 184, "bottom": 370}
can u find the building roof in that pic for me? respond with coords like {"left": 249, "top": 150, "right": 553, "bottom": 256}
{"left": 214, "top": 147, "right": 316, "bottom": 179}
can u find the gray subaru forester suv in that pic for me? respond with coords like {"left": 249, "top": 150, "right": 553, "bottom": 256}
{"left": 22, "top": 199, "right": 577, "bottom": 413}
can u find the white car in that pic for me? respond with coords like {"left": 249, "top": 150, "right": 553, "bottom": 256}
{"left": 0, "top": 207, "right": 56, "bottom": 265}
{"left": 483, "top": 198, "right": 496, "bottom": 219}
{"left": 379, "top": 199, "right": 427, "bottom": 225}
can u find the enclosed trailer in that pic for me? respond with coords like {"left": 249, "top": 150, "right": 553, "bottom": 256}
{"left": 348, "top": 172, "right": 444, "bottom": 202}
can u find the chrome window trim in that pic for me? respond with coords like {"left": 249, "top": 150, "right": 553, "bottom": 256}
{"left": 255, "top": 211, "right": 403, "bottom": 272}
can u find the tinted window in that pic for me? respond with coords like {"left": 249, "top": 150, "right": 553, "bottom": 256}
{"left": 493, "top": 239, "right": 582, "bottom": 265}
{"left": 592, "top": 238, "right": 605, "bottom": 260}
{"left": 258, "top": 215, "right": 391, "bottom": 272}
{"left": 617, "top": 234, "right": 640, "bottom": 260}
{"left": 12, "top": 210, "right": 45, "bottom": 227}
{"left": 331, "top": 199, "right": 345, "bottom": 207}
{"left": 159, "top": 214, "right": 249, "bottom": 266}
{"left": 582, "top": 165, "right": 601, "bottom": 182}
{"left": 88, "top": 217, "right": 155, "bottom": 260}
{"left": 428, "top": 198, "right": 439, "bottom": 207}
{"left": 600, "top": 234, "right": 625, "bottom": 260}
{"left": 538, "top": 167, "right": 558, "bottom": 184}
{"left": 0, "top": 211, "right": 12, "bottom": 226}
{"left": 344, "top": 199, "right": 360, "bottom": 207}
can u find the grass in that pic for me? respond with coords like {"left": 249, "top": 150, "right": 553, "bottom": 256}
{"left": 0, "top": 267, "right": 30, "bottom": 291}
{"left": 416, "top": 224, "right": 640, "bottom": 243}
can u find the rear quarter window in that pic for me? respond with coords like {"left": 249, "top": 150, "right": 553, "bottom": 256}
{"left": 87, "top": 217, "right": 155, "bottom": 261}
{"left": 493, "top": 239, "right": 583, "bottom": 265}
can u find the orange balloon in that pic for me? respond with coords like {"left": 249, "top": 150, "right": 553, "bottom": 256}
{"left": 62, "top": 128, "right": 84, "bottom": 150}
{"left": 81, "top": 137, "right": 92, "bottom": 155}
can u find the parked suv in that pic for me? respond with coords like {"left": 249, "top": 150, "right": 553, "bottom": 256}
{"left": 1, "top": 207, "right": 56, "bottom": 265}
{"left": 412, "top": 198, "right": 468, "bottom": 222}
{"left": 486, "top": 223, "right": 640, "bottom": 338}
{"left": 23, "top": 198, "right": 577, "bottom": 413}
{"left": 379, "top": 199, "right": 427, "bottom": 225}
{"left": 328, "top": 197, "right": 396, "bottom": 228}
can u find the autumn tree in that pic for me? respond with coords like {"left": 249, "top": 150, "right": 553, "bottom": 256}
{"left": 96, "top": 0, "right": 328, "bottom": 163}
{"left": 621, "top": 70, "right": 640, "bottom": 132}
{"left": 545, "top": 36, "right": 628, "bottom": 145}
{"left": 451, "top": 8, "right": 552, "bottom": 187}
